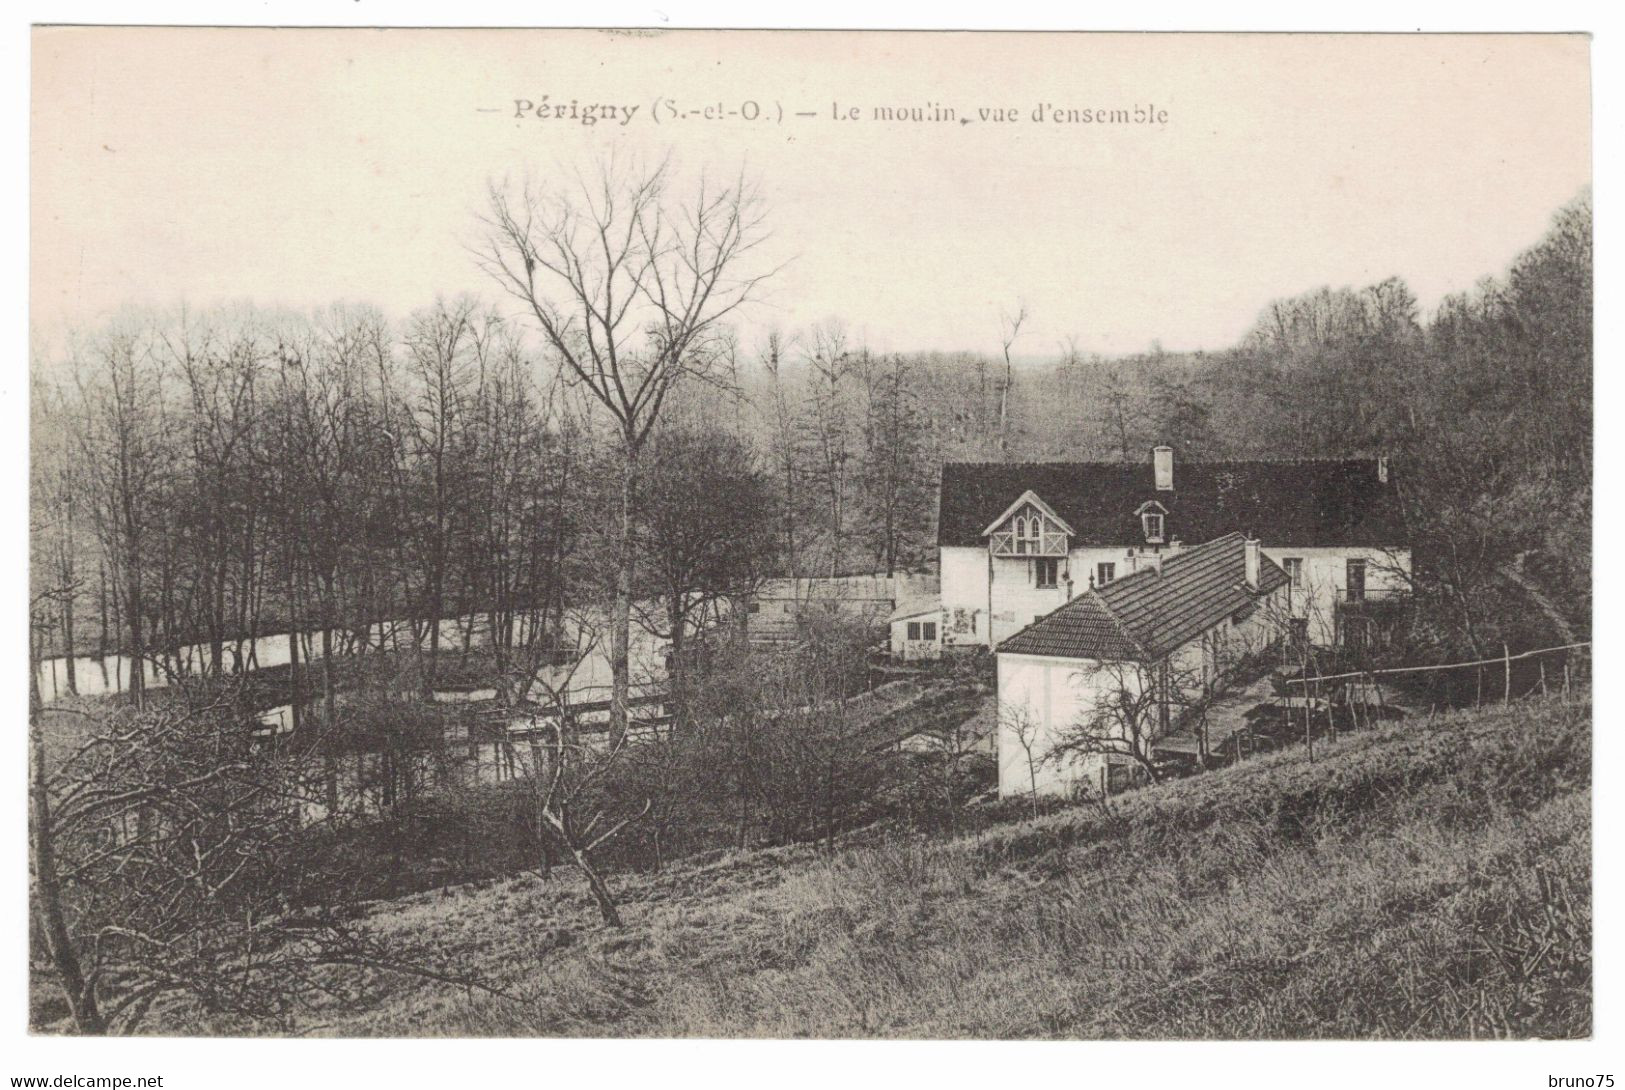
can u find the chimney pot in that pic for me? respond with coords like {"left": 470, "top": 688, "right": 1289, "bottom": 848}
{"left": 1153, "top": 445, "right": 1174, "bottom": 491}
{"left": 1244, "top": 536, "right": 1261, "bottom": 591}
{"left": 1377, "top": 455, "right": 1390, "bottom": 484}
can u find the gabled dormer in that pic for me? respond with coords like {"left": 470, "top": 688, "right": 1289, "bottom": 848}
{"left": 984, "top": 490, "right": 1074, "bottom": 557}
{"left": 1135, "top": 500, "right": 1169, "bottom": 544}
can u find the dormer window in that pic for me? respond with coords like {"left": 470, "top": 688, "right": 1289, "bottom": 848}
{"left": 1135, "top": 500, "right": 1169, "bottom": 544}
{"left": 984, "top": 490, "right": 1074, "bottom": 558}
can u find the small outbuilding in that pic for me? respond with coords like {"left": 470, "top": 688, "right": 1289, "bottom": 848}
{"left": 888, "top": 595, "right": 943, "bottom": 660}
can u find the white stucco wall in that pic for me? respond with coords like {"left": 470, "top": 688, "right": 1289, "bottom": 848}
{"left": 988, "top": 557, "right": 1070, "bottom": 646}
{"left": 940, "top": 545, "right": 990, "bottom": 648}
{"left": 1262, "top": 545, "right": 1410, "bottom": 645}
{"left": 996, "top": 652, "right": 1119, "bottom": 798}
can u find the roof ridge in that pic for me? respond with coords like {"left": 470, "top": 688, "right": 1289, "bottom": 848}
{"left": 1088, "top": 586, "right": 1149, "bottom": 660}
{"left": 939, "top": 460, "right": 1406, "bottom": 551}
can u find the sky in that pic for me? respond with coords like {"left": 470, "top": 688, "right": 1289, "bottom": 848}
{"left": 31, "top": 29, "right": 1591, "bottom": 357}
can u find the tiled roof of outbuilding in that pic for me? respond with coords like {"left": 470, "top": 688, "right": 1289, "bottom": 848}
{"left": 997, "top": 533, "right": 1289, "bottom": 662}
{"left": 938, "top": 459, "right": 1405, "bottom": 549}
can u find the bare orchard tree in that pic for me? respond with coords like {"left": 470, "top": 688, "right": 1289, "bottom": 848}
{"left": 477, "top": 154, "right": 776, "bottom": 743}
{"left": 511, "top": 618, "right": 650, "bottom": 928}
{"left": 998, "top": 701, "right": 1048, "bottom": 820}
{"left": 30, "top": 588, "right": 103, "bottom": 1033}
{"left": 30, "top": 676, "right": 490, "bottom": 1033}
{"left": 1046, "top": 657, "right": 1204, "bottom": 784}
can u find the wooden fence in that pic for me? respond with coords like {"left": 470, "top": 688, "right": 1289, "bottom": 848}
{"left": 1274, "top": 640, "right": 1590, "bottom": 761}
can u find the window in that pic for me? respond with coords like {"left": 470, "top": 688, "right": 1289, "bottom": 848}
{"left": 1015, "top": 513, "right": 1041, "bottom": 555}
{"left": 907, "top": 621, "right": 921, "bottom": 640}
{"left": 1346, "top": 559, "right": 1367, "bottom": 602}
{"left": 1283, "top": 557, "right": 1303, "bottom": 588}
{"left": 1096, "top": 562, "right": 1115, "bottom": 587}
{"left": 922, "top": 621, "right": 937, "bottom": 641}
{"left": 1141, "top": 511, "right": 1165, "bottom": 543}
{"left": 1036, "top": 557, "right": 1060, "bottom": 588}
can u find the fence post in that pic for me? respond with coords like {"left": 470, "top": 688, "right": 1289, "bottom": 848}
{"left": 1306, "top": 676, "right": 1315, "bottom": 762}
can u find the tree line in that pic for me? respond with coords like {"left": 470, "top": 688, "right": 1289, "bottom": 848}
{"left": 32, "top": 188, "right": 1592, "bottom": 704}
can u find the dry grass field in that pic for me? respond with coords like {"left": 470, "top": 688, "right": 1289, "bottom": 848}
{"left": 169, "top": 692, "right": 1590, "bottom": 1039}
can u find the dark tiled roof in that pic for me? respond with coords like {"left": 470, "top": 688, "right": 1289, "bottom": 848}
{"left": 997, "top": 533, "right": 1289, "bottom": 662}
{"left": 938, "top": 459, "right": 1405, "bottom": 548}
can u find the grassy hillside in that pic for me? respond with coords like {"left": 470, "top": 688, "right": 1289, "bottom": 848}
{"left": 205, "top": 693, "right": 1591, "bottom": 1039}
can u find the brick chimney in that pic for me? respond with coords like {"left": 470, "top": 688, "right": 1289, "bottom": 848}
{"left": 1244, "top": 536, "right": 1261, "bottom": 591}
{"left": 1153, "top": 445, "right": 1174, "bottom": 491}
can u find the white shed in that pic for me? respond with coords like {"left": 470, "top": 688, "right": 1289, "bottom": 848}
{"left": 888, "top": 594, "right": 943, "bottom": 660}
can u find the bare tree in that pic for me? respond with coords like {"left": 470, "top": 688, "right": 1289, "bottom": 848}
{"left": 75, "top": 326, "right": 175, "bottom": 706}
{"left": 31, "top": 672, "right": 491, "bottom": 1032}
{"left": 803, "top": 321, "right": 853, "bottom": 577}
{"left": 29, "top": 587, "right": 104, "bottom": 1033}
{"left": 466, "top": 321, "right": 581, "bottom": 709}
{"left": 400, "top": 298, "right": 476, "bottom": 687}
{"left": 31, "top": 374, "right": 87, "bottom": 696}
{"left": 757, "top": 330, "right": 803, "bottom": 580}
{"left": 515, "top": 625, "right": 650, "bottom": 927}
{"left": 997, "top": 302, "right": 1027, "bottom": 458}
{"left": 478, "top": 154, "right": 775, "bottom": 741}
{"left": 1095, "top": 359, "right": 1142, "bottom": 463}
{"left": 856, "top": 350, "right": 930, "bottom": 576}
{"left": 167, "top": 312, "right": 268, "bottom": 679}
{"left": 1047, "top": 658, "right": 1194, "bottom": 784}
{"left": 1000, "top": 701, "right": 1047, "bottom": 820}
{"left": 266, "top": 307, "right": 397, "bottom": 731}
